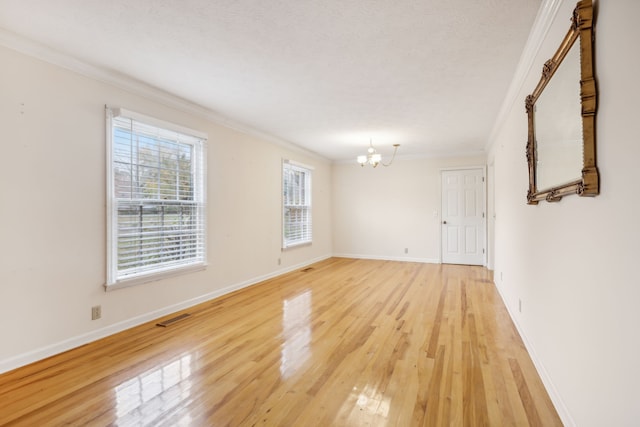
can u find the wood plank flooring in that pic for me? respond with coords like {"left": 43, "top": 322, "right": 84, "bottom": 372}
{"left": 0, "top": 258, "right": 562, "bottom": 426}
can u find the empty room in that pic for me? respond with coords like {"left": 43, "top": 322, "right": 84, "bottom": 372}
{"left": 1, "top": 0, "right": 638, "bottom": 425}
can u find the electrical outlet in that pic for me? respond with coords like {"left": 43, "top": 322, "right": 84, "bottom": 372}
{"left": 277, "top": 258, "right": 281, "bottom": 266}
{"left": 91, "top": 305, "right": 102, "bottom": 320}
{"left": 500, "top": 272, "right": 503, "bottom": 281}
{"left": 518, "top": 299, "right": 522, "bottom": 313}
{"left": 404, "top": 248, "right": 408, "bottom": 254}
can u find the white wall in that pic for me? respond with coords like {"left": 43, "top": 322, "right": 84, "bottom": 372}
{"left": 332, "top": 155, "right": 485, "bottom": 262}
{"left": 489, "top": 0, "right": 640, "bottom": 425}
{"left": 0, "top": 45, "right": 332, "bottom": 372}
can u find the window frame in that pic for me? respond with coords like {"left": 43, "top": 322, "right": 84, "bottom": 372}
{"left": 105, "top": 107, "right": 207, "bottom": 289}
{"left": 282, "top": 159, "right": 313, "bottom": 249}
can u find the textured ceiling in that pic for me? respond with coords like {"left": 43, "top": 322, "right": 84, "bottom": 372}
{"left": 0, "top": 0, "right": 541, "bottom": 160}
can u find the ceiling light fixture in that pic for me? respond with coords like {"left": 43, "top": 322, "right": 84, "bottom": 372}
{"left": 357, "top": 140, "right": 400, "bottom": 167}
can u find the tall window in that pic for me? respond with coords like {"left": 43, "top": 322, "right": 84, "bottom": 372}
{"left": 282, "top": 160, "right": 312, "bottom": 248}
{"left": 106, "top": 107, "right": 207, "bottom": 287}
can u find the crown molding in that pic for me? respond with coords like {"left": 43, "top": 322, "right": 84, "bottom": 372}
{"left": 0, "top": 28, "right": 329, "bottom": 163}
{"left": 485, "top": 0, "right": 564, "bottom": 152}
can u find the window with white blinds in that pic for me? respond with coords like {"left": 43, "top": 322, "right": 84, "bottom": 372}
{"left": 282, "top": 160, "right": 312, "bottom": 248}
{"left": 106, "top": 107, "right": 207, "bottom": 287}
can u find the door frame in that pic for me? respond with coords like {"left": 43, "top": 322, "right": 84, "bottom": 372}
{"left": 439, "top": 166, "right": 487, "bottom": 266}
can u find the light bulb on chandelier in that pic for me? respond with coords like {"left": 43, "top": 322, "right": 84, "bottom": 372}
{"left": 357, "top": 139, "right": 400, "bottom": 167}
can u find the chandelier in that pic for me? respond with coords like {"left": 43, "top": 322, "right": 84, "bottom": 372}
{"left": 357, "top": 140, "right": 400, "bottom": 167}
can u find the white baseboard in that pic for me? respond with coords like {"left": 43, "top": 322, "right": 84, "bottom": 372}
{"left": 332, "top": 253, "right": 440, "bottom": 264}
{"left": 492, "top": 280, "right": 575, "bottom": 427}
{"left": 0, "top": 254, "right": 331, "bottom": 375}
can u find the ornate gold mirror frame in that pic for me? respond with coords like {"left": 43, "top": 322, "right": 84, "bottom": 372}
{"left": 526, "top": 0, "right": 598, "bottom": 204}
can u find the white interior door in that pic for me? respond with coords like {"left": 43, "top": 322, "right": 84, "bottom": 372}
{"left": 441, "top": 168, "right": 486, "bottom": 265}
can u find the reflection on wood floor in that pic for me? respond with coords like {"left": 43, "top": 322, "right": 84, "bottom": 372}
{"left": 0, "top": 258, "right": 562, "bottom": 426}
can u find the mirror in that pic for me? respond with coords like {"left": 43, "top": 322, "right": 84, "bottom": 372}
{"left": 535, "top": 41, "right": 583, "bottom": 190}
{"left": 525, "top": 0, "right": 598, "bottom": 204}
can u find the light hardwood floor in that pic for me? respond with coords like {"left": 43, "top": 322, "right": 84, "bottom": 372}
{"left": 0, "top": 258, "right": 561, "bottom": 426}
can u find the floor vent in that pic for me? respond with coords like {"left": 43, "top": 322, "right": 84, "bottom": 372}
{"left": 301, "top": 267, "right": 314, "bottom": 272}
{"left": 156, "top": 313, "right": 191, "bottom": 327}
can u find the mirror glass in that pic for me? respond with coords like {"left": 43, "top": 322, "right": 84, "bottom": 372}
{"left": 534, "top": 42, "right": 583, "bottom": 191}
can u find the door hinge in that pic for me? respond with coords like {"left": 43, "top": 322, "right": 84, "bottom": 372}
{"left": 483, "top": 248, "right": 485, "bottom": 254}
{"left": 482, "top": 176, "right": 485, "bottom": 182}
{"left": 482, "top": 212, "right": 485, "bottom": 218}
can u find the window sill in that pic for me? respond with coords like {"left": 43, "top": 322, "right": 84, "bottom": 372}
{"left": 282, "top": 241, "right": 312, "bottom": 251}
{"left": 105, "top": 262, "right": 207, "bottom": 291}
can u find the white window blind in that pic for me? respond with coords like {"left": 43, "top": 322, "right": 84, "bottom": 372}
{"left": 282, "top": 160, "right": 312, "bottom": 248}
{"left": 106, "top": 107, "right": 207, "bottom": 287}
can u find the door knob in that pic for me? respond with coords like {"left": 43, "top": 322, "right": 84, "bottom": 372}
{"left": 442, "top": 220, "right": 447, "bottom": 224}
